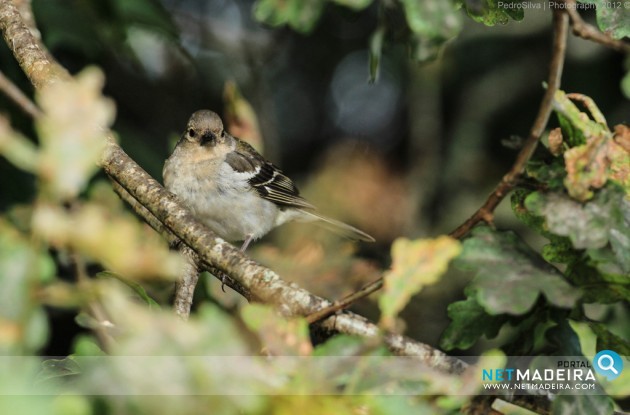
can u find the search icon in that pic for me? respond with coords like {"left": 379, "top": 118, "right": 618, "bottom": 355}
{"left": 597, "top": 354, "right": 618, "bottom": 374}
{"left": 594, "top": 350, "right": 623, "bottom": 381}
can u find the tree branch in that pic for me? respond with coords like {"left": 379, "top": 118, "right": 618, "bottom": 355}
{"left": 0, "top": 0, "right": 69, "bottom": 88}
{"left": 100, "top": 141, "right": 468, "bottom": 372}
{"left": 449, "top": 9, "right": 569, "bottom": 239}
{"left": 563, "top": 0, "right": 630, "bottom": 53}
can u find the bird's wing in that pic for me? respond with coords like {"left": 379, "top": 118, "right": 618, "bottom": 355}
{"left": 225, "top": 138, "right": 315, "bottom": 210}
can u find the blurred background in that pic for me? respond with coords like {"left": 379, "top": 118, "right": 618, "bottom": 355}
{"left": 0, "top": 0, "right": 628, "bottom": 356}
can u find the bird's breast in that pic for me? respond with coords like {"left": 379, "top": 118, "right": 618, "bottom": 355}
{"left": 163, "top": 158, "right": 279, "bottom": 242}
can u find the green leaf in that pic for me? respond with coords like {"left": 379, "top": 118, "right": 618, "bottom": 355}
{"left": 369, "top": 26, "right": 385, "bottom": 83}
{"left": 401, "top": 0, "right": 461, "bottom": 36}
{"left": 36, "top": 358, "right": 81, "bottom": 383}
{"left": 401, "top": 0, "right": 462, "bottom": 61}
{"left": 23, "top": 307, "right": 49, "bottom": 352}
{"left": 455, "top": 226, "right": 580, "bottom": 315}
{"left": 545, "top": 319, "right": 583, "bottom": 356}
{"left": 97, "top": 271, "right": 160, "bottom": 308}
{"left": 541, "top": 236, "right": 580, "bottom": 264}
{"left": 552, "top": 394, "right": 614, "bottom": 415}
{"left": 313, "top": 335, "right": 384, "bottom": 357}
{"left": 553, "top": 90, "right": 608, "bottom": 140}
{"left": 591, "top": 0, "right": 630, "bottom": 40}
{"left": 526, "top": 186, "right": 630, "bottom": 274}
{"left": 241, "top": 303, "right": 312, "bottom": 355}
{"left": 589, "top": 322, "right": 630, "bottom": 356}
{"left": 51, "top": 395, "right": 92, "bottom": 415}
{"left": 557, "top": 112, "right": 587, "bottom": 147}
{"left": 0, "top": 119, "right": 40, "bottom": 173}
{"left": 253, "top": 0, "right": 326, "bottom": 34}
{"left": 511, "top": 188, "right": 545, "bottom": 232}
{"left": 36, "top": 68, "right": 115, "bottom": 200}
{"left": 71, "top": 335, "right": 105, "bottom": 356}
{"left": 0, "top": 220, "right": 53, "bottom": 352}
{"left": 586, "top": 247, "right": 629, "bottom": 279}
{"left": 460, "top": 0, "right": 525, "bottom": 26}
{"left": 524, "top": 157, "right": 567, "bottom": 190}
{"left": 567, "top": 261, "right": 630, "bottom": 303}
{"left": 569, "top": 320, "right": 598, "bottom": 355}
{"left": 32, "top": 203, "right": 184, "bottom": 281}
{"left": 111, "top": 0, "right": 179, "bottom": 39}
{"left": 621, "top": 64, "right": 630, "bottom": 99}
{"left": 331, "top": 0, "right": 373, "bottom": 10}
{"left": 379, "top": 236, "right": 461, "bottom": 329}
{"left": 74, "top": 312, "right": 101, "bottom": 330}
{"left": 440, "top": 291, "right": 507, "bottom": 350}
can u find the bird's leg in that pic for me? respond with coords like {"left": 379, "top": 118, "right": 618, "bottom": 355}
{"left": 220, "top": 235, "right": 254, "bottom": 292}
{"left": 239, "top": 235, "right": 254, "bottom": 252}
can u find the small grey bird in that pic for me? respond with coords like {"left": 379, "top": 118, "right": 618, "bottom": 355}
{"left": 163, "top": 110, "right": 374, "bottom": 251}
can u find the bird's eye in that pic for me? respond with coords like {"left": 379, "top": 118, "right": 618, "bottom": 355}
{"left": 188, "top": 128, "right": 196, "bottom": 138}
{"left": 221, "top": 130, "right": 225, "bottom": 138}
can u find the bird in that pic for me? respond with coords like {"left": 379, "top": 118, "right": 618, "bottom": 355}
{"left": 163, "top": 110, "right": 374, "bottom": 252}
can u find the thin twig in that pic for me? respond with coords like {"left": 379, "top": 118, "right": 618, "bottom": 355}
{"left": 173, "top": 245, "right": 199, "bottom": 320}
{"left": 72, "top": 253, "right": 115, "bottom": 351}
{"left": 563, "top": 0, "right": 630, "bottom": 53}
{"left": 305, "top": 278, "right": 383, "bottom": 324}
{"left": 0, "top": 70, "right": 41, "bottom": 117}
{"left": 449, "top": 9, "right": 569, "bottom": 239}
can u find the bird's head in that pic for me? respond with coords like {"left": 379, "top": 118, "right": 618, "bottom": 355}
{"left": 184, "top": 110, "right": 228, "bottom": 147}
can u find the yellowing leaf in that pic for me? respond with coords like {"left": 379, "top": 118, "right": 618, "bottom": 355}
{"left": 548, "top": 127, "right": 564, "bottom": 156}
{"left": 552, "top": 90, "right": 629, "bottom": 201}
{"left": 564, "top": 133, "right": 610, "bottom": 201}
{"left": 379, "top": 236, "right": 461, "bottom": 330}
{"left": 564, "top": 132, "right": 630, "bottom": 201}
{"left": 614, "top": 124, "right": 630, "bottom": 152}
{"left": 0, "top": 220, "right": 53, "bottom": 353}
{"left": 610, "top": 125, "right": 630, "bottom": 195}
{"left": 32, "top": 203, "right": 183, "bottom": 280}
{"left": 36, "top": 67, "right": 116, "bottom": 200}
{"left": 241, "top": 304, "right": 312, "bottom": 356}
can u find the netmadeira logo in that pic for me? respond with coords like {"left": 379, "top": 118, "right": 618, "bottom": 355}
{"left": 482, "top": 362, "right": 595, "bottom": 383}
{"left": 481, "top": 352, "right": 625, "bottom": 393}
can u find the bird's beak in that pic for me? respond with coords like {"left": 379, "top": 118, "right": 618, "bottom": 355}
{"left": 200, "top": 132, "right": 216, "bottom": 147}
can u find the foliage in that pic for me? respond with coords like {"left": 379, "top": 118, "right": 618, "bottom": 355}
{"left": 1, "top": 1, "right": 629, "bottom": 414}
{"left": 441, "top": 90, "right": 630, "bottom": 412}
{"left": 578, "top": 0, "right": 630, "bottom": 40}
{"left": 253, "top": 0, "right": 521, "bottom": 80}
{"left": 33, "top": 0, "right": 179, "bottom": 58}
{"left": 379, "top": 236, "right": 461, "bottom": 329}
{"left": 0, "top": 66, "right": 463, "bottom": 415}
{"left": 458, "top": 0, "right": 525, "bottom": 26}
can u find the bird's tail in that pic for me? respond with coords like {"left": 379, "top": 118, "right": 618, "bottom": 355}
{"left": 298, "top": 210, "right": 375, "bottom": 242}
